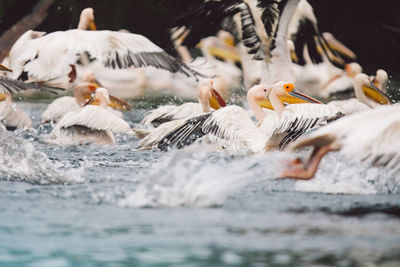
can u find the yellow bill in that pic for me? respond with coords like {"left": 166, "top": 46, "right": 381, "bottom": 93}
{"left": 108, "top": 95, "right": 132, "bottom": 111}
{"left": 0, "top": 93, "right": 7, "bottom": 101}
{"left": 257, "top": 90, "right": 322, "bottom": 110}
{"left": 362, "top": 82, "right": 392, "bottom": 105}
{"left": 208, "top": 47, "right": 241, "bottom": 62}
{"left": 89, "top": 20, "right": 97, "bottom": 31}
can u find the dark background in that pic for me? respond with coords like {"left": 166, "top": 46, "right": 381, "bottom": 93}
{"left": 0, "top": 0, "right": 399, "bottom": 75}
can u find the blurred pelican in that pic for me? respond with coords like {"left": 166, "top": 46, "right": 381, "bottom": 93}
{"left": 371, "top": 69, "right": 388, "bottom": 93}
{"left": 0, "top": 64, "right": 65, "bottom": 130}
{"left": 326, "top": 73, "right": 392, "bottom": 115}
{"left": 281, "top": 104, "right": 400, "bottom": 180}
{"left": 320, "top": 62, "right": 362, "bottom": 98}
{"left": 5, "top": 25, "right": 198, "bottom": 91}
{"left": 48, "top": 88, "right": 132, "bottom": 145}
{"left": 41, "top": 82, "right": 131, "bottom": 123}
{"left": 0, "top": 93, "right": 32, "bottom": 131}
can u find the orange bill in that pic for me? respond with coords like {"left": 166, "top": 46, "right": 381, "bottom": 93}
{"left": 209, "top": 88, "right": 226, "bottom": 110}
{"left": 108, "top": 95, "right": 132, "bottom": 111}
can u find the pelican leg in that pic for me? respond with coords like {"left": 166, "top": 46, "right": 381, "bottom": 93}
{"left": 280, "top": 145, "right": 333, "bottom": 180}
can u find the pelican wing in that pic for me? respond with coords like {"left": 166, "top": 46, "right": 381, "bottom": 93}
{"left": 141, "top": 103, "right": 203, "bottom": 127}
{"left": 262, "top": 103, "right": 343, "bottom": 149}
{"left": 138, "top": 105, "right": 268, "bottom": 153}
{"left": 10, "top": 29, "right": 198, "bottom": 83}
{"left": 41, "top": 96, "right": 80, "bottom": 123}
{"left": 55, "top": 105, "right": 131, "bottom": 134}
{"left": 172, "top": 0, "right": 243, "bottom": 47}
{"left": 0, "top": 76, "right": 64, "bottom": 95}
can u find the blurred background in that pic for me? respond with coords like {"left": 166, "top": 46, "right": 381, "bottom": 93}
{"left": 0, "top": 0, "right": 399, "bottom": 75}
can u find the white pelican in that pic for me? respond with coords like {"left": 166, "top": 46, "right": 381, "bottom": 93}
{"left": 371, "top": 69, "right": 388, "bottom": 93}
{"left": 41, "top": 82, "right": 131, "bottom": 123}
{"left": 77, "top": 8, "right": 97, "bottom": 31}
{"left": 320, "top": 62, "right": 362, "bottom": 98}
{"left": 281, "top": 104, "right": 400, "bottom": 180}
{"left": 326, "top": 73, "right": 392, "bottom": 115}
{"left": 0, "top": 93, "right": 32, "bottom": 131}
{"left": 137, "top": 82, "right": 339, "bottom": 152}
{"left": 48, "top": 87, "right": 132, "bottom": 145}
{"left": 141, "top": 80, "right": 226, "bottom": 128}
{"left": 5, "top": 27, "right": 199, "bottom": 91}
{"left": 0, "top": 64, "right": 65, "bottom": 130}
{"left": 139, "top": 30, "right": 241, "bottom": 100}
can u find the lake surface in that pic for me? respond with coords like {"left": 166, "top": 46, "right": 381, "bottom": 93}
{"left": 0, "top": 98, "right": 399, "bottom": 266}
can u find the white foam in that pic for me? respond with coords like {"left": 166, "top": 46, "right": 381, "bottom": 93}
{"left": 118, "top": 150, "right": 284, "bottom": 208}
{"left": 0, "top": 128, "right": 84, "bottom": 184}
{"left": 294, "top": 153, "right": 400, "bottom": 194}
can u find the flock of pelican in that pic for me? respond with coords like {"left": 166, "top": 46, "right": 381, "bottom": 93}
{"left": 0, "top": 0, "right": 398, "bottom": 181}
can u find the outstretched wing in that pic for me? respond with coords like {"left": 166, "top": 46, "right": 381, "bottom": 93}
{"left": 10, "top": 29, "right": 200, "bottom": 83}
{"left": 138, "top": 105, "right": 268, "bottom": 153}
{"left": 0, "top": 76, "right": 64, "bottom": 95}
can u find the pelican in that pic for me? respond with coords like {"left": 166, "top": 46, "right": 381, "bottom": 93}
{"left": 139, "top": 30, "right": 241, "bottom": 100}
{"left": 326, "top": 73, "right": 392, "bottom": 115}
{"left": 371, "top": 69, "right": 388, "bottom": 93}
{"left": 320, "top": 62, "right": 362, "bottom": 98}
{"left": 281, "top": 104, "right": 400, "bottom": 180}
{"left": 77, "top": 8, "right": 97, "bottom": 31}
{"left": 5, "top": 27, "right": 199, "bottom": 91}
{"left": 41, "top": 82, "right": 131, "bottom": 123}
{"left": 137, "top": 82, "right": 338, "bottom": 152}
{"left": 48, "top": 87, "right": 132, "bottom": 145}
{"left": 0, "top": 93, "right": 32, "bottom": 131}
{"left": 141, "top": 80, "right": 226, "bottom": 128}
{"left": 0, "top": 64, "right": 64, "bottom": 130}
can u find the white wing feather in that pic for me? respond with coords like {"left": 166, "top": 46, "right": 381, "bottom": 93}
{"left": 202, "top": 106, "right": 268, "bottom": 153}
{"left": 141, "top": 103, "right": 203, "bottom": 127}
{"left": 41, "top": 96, "right": 80, "bottom": 123}
{"left": 54, "top": 105, "right": 131, "bottom": 134}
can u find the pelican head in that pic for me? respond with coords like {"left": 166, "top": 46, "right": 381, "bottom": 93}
{"left": 198, "top": 80, "right": 226, "bottom": 112}
{"left": 74, "top": 82, "right": 98, "bottom": 106}
{"left": 80, "top": 83, "right": 132, "bottom": 111}
{"left": 253, "top": 82, "right": 322, "bottom": 110}
{"left": 345, "top": 62, "right": 362, "bottom": 78}
{"left": 78, "top": 7, "right": 97, "bottom": 30}
{"left": 354, "top": 73, "right": 391, "bottom": 106}
{"left": 374, "top": 69, "right": 388, "bottom": 91}
{"left": 217, "top": 30, "right": 235, "bottom": 47}
{"left": 0, "top": 64, "right": 12, "bottom": 72}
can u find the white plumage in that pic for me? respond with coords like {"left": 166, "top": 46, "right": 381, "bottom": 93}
{"left": 0, "top": 98, "right": 32, "bottom": 130}
{"left": 48, "top": 88, "right": 132, "bottom": 145}
{"left": 41, "top": 96, "right": 81, "bottom": 123}
{"left": 7, "top": 29, "right": 195, "bottom": 89}
{"left": 141, "top": 103, "right": 203, "bottom": 128}
{"left": 290, "top": 104, "right": 400, "bottom": 171}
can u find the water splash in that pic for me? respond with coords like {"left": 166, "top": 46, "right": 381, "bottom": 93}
{"left": 0, "top": 127, "right": 84, "bottom": 184}
{"left": 293, "top": 152, "right": 400, "bottom": 194}
{"left": 118, "top": 149, "right": 287, "bottom": 208}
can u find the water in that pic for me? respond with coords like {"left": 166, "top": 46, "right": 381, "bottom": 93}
{"left": 0, "top": 100, "right": 399, "bottom": 266}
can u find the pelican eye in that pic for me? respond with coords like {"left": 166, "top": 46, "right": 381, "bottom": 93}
{"left": 263, "top": 89, "right": 266, "bottom": 92}
{"left": 284, "top": 83, "right": 294, "bottom": 92}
